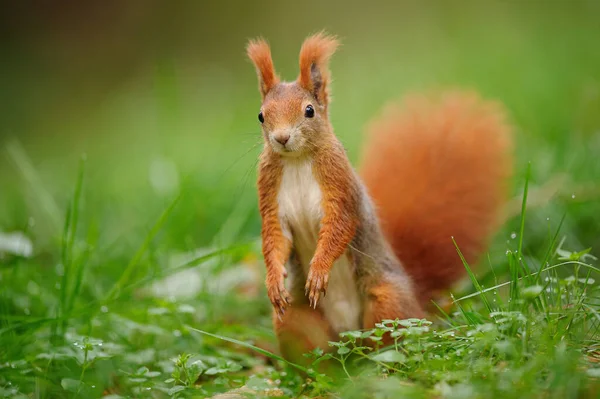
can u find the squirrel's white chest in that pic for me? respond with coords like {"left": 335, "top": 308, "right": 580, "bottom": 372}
{"left": 278, "top": 160, "right": 323, "bottom": 244}
{"left": 277, "top": 159, "right": 361, "bottom": 333}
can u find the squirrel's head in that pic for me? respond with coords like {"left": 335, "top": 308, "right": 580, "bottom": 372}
{"left": 247, "top": 32, "right": 339, "bottom": 157}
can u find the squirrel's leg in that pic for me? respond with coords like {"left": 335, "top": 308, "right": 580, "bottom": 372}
{"left": 260, "top": 192, "right": 293, "bottom": 317}
{"left": 263, "top": 233, "right": 292, "bottom": 318}
{"left": 259, "top": 157, "right": 293, "bottom": 317}
{"left": 362, "top": 278, "right": 425, "bottom": 346}
{"left": 273, "top": 304, "right": 333, "bottom": 367}
{"left": 306, "top": 150, "right": 359, "bottom": 308}
{"left": 305, "top": 204, "right": 358, "bottom": 308}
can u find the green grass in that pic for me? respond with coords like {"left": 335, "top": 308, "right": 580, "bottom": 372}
{"left": 1, "top": 1, "right": 600, "bottom": 398}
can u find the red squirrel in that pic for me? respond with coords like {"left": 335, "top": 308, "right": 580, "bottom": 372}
{"left": 247, "top": 33, "right": 513, "bottom": 362}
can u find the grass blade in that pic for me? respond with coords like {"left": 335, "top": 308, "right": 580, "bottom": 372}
{"left": 517, "top": 162, "right": 531, "bottom": 270}
{"left": 5, "top": 139, "right": 62, "bottom": 230}
{"left": 186, "top": 326, "right": 309, "bottom": 373}
{"left": 103, "top": 193, "right": 181, "bottom": 303}
{"left": 452, "top": 237, "right": 492, "bottom": 314}
{"left": 58, "top": 156, "right": 86, "bottom": 334}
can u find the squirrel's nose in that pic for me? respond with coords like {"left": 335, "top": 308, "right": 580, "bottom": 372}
{"left": 274, "top": 134, "right": 290, "bottom": 146}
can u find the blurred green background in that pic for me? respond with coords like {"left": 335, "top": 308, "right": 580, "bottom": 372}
{"left": 1, "top": 1, "right": 600, "bottom": 397}
{"left": 2, "top": 0, "right": 599, "bottom": 254}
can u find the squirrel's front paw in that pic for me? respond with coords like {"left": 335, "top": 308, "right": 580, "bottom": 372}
{"left": 266, "top": 271, "right": 291, "bottom": 319}
{"left": 305, "top": 267, "right": 330, "bottom": 309}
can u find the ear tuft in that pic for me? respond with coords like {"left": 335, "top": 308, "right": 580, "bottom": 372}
{"left": 247, "top": 38, "right": 279, "bottom": 98}
{"left": 298, "top": 31, "right": 339, "bottom": 106}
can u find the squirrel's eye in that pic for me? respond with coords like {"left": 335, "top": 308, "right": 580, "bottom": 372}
{"left": 258, "top": 112, "right": 264, "bottom": 123}
{"left": 304, "top": 105, "right": 315, "bottom": 118}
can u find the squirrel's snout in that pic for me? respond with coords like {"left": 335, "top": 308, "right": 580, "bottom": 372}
{"left": 273, "top": 134, "right": 290, "bottom": 146}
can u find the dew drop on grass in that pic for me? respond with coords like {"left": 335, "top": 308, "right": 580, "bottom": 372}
{"left": 510, "top": 232, "right": 517, "bottom": 239}
{"left": 173, "top": 329, "right": 182, "bottom": 337}
{"left": 572, "top": 194, "right": 576, "bottom": 199}
{"left": 101, "top": 306, "right": 109, "bottom": 313}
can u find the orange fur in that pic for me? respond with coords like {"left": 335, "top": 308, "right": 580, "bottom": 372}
{"left": 360, "top": 91, "right": 513, "bottom": 304}
{"left": 259, "top": 84, "right": 306, "bottom": 132}
{"left": 305, "top": 141, "right": 360, "bottom": 307}
{"left": 247, "top": 39, "right": 280, "bottom": 98}
{"left": 257, "top": 150, "right": 292, "bottom": 317}
{"left": 273, "top": 304, "right": 333, "bottom": 366}
{"left": 297, "top": 32, "right": 339, "bottom": 107}
{"left": 363, "top": 281, "right": 425, "bottom": 345}
{"left": 247, "top": 33, "right": 513, "bottom": 359}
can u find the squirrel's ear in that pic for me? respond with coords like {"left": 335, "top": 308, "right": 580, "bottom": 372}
{"left": 298, "top": 32, "right": 339, "bottom": 107}
{"left": 247, "top": 38, "right": 279, "bottom": 98}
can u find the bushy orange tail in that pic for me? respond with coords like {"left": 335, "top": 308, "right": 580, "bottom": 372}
{"left": 360, "top": 91, "right": 513, "bottom": 304}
